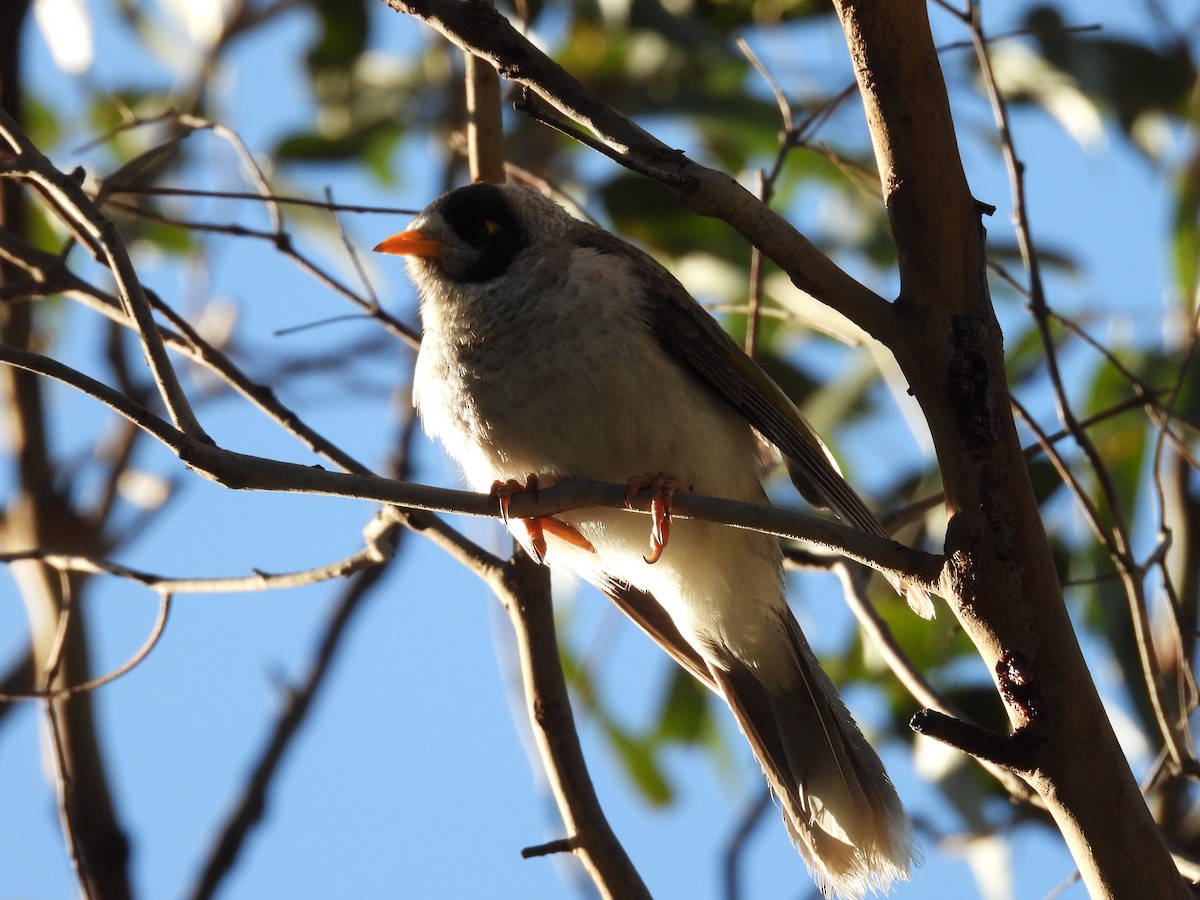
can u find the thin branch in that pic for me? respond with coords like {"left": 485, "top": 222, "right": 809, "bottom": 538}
{"left": 186, "top": 418, "right": 419, "bottom": 900}
{"left": 721, "top": 789, "right": 772, "bottom": 900}
{"left": 0, "top": 595, "right": 172, "bottom": 702}
{"left": 103, "top": 198, "right": 420, "bottom": 348}
{"left": 185, "top": 547, "right": 398, "bottom": 900}
{"left": 964, "top": 2, "right": 1188, "bottom": 768}
{"left": 90, "top": 110, "right": 419, "bottom": 347}
{"left": 0, "top": 342, "right": 946, "bottom": 590}
{"left": 324, "top": 186, "right": 382, "bottom": 313}
{"left": 836, "top": 564, "right": 958, "bottom": 716}
{"left": 0, "top": 107, "right": 208, "bottom": 439}
{"left": 1014, "top": 397, "right": 1195, "bottom": 770}
{"left": 0, "top": 527, "right": 393, "bottom": 597}
{"left": 835, "top": 563, "right": 1038, "bottom": 803}
{"left": 487, "top": 550, "right": 650, "bottom": 899}
{"left": 106, "top": 184, "right": 419, "bottom": 215}
{"left": 44, "top": 698, "right": 97, "bottom": 900}
{"left": 909, "top": 709, "right": 1033, "bottom": 771}
{"left": 0, "top": 226, "right": 378, "bottom": 475}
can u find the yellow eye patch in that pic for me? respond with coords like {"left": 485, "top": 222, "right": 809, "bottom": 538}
{"left": 483, "top": 219, "right": 502, "bottom": 236}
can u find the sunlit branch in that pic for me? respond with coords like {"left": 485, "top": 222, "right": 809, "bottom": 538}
{"left": 0, "top": 342, "right": 945, "bottom": 594}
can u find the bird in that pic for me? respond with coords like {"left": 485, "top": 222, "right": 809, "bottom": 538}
{"left": 374, "top": 182, "right": 928, "bottom": 899}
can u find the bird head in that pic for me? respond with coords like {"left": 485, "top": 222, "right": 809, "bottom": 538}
{"left": 374, "top": 183, "right": 546, "bottom": 284}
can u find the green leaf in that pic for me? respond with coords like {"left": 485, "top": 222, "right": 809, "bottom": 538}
{"left": 654, "top": 667, "right": 710, "bottom": 743}
{"left": 23, "top": 94, "right": 63, "bottom": 152}
{"left": 1171, "top": 147, "right": 1200, "bottom": 303}
{"left": 1084, "top": 355, "right": 1151, "bottom": 529}
{"left": 604, "top": 722, "right": 674, "bottom": 805}
{"left": 1018, "top": 5, "right": 1196, "bottom": 152}
{"left": 599, "top": 173, "right": 744, "bottom": 264}
{"left": 275, "top": 122, "right": 402, "bottom": 166}
{"left": 305, "top": 0, "right": 369, "bottom": 73}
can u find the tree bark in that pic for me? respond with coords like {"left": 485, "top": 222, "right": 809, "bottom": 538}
{"left": 831, "top": 2, "right": 1190, "bottom": 896}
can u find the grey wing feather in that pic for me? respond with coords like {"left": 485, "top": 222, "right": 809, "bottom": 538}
{"left": 572, "top": 227, "right": 880, "bottom": 531}
{"left": 572, "top": 226, "right": 935, "bottom": 619}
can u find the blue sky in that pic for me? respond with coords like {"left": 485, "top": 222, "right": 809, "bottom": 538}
{"left": 1, "top": 1, "right": 1184, "bottom": 898}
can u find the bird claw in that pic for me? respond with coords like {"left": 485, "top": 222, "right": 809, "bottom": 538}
{"left": 492, "top": 474, "right": 540, "bottom": 525}
{"left": 490, "top": 474, "right": 595, "bottom": 564}
{"left": 625, "top": 473, "right": 679, "bottom": 565}
{"left": 492, "top": 475, "right": 546, "bottom": 562}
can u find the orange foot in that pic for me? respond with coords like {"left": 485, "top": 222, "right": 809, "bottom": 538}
{"left": 490, "top": 474, "right": 595, "bottom": 565}
{"left": 624, "top": 473, "right": 681, "bottom": 565}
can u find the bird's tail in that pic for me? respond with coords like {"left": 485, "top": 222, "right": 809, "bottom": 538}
{"left": 709, "top": 609, "right": 914, "bottom": 899}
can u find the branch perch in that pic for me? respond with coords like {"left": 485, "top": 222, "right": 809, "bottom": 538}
{"left": 0, "top": 342, "right": 945, "bottom": 593}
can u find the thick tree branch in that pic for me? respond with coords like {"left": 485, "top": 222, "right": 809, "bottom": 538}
{"left": 831, "top": 1, "right": 1190, "bottom": 895}
{"left": 380, "top": 0, "right": 897, "bottom": 337}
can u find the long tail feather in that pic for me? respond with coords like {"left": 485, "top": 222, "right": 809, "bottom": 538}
{"left": 709, "top": 609, "right": 915, "bottom": 899}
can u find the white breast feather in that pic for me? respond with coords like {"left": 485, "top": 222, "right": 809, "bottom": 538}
{"left": 413, "top": 241, "right": 792, "bottom": 682}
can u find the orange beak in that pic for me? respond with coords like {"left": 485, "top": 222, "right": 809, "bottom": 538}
{"left": 373, "top": 229, "right": 444, "bottom": 259}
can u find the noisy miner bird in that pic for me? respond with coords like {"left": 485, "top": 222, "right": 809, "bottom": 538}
{"left": 375, "top": 182, "right": 931, "bottom": 899}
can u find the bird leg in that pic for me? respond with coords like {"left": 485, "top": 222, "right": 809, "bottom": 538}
{"left": 624, "top": 473, "right": 680, "bottom": 564}
{"left": 490, "top": 474, "right": 595, "bottom": 564}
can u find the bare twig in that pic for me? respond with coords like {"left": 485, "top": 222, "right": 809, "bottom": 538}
{"left": 1013, "top": 397, "right": 1196, "bottom": 772}
{"left": 186, "top": 548, "right": 398, "bottom": 900}
{"left": 106, "top": 184, "right": 418, "bottom": 215}
{"left": 1, "top": 595, "right": 172, "bottom": 702}
{"left": 721, "top": 789, "right": 772, "bottom": 900}
{"left": 185, "top": 417, "right": 419, "bottom": 899}
{"left": 89, "top": 110, "right": 419, "bottom": 346}
{"left": 835, "top": 563, "right": 1037, "bottom": 803}
{"left": 958, "top": 0, "right": 1198, "bottom": 776}
{"left": 0, "top": 225, "right": 379, "bottom": 475}
{"left": 0, "top": 107, "right": 208, "bottom": 440}
{"left": 44, "top": 698, "right": 97, "bottom": 900}
{"left": 104, "top": 197, "right": 420, "bottom": 348}
{"left": 0, "top": 525, "right": 394, "bottom": 598}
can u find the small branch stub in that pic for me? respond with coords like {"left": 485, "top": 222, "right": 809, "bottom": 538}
{"left": 910, "top": 708, "right": 1034, "bottom": 773}
{"left": 522, "top": 836, "right": 576, "bottom": 859}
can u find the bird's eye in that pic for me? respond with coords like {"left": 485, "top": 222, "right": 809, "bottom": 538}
{"left": 461, "top": 218, "right": 502, "bottom": 246}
